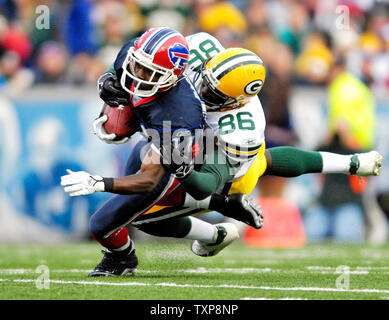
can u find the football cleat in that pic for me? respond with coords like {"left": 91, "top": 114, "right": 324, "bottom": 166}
{"left": 209, "top": 193, "right": 264, "bottom": 229}
{"left": 191, "top": 223, "right": 239, "bottom": 257}
{"left": 352, "top": 151, "right": 384, "bottom": 176}
{"left": 88, "top": 249, "right": 138, "bottom": 277}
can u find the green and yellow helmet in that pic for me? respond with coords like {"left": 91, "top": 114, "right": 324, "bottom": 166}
{"left": 199, "top": 48, "right": 266, "bottom": 111}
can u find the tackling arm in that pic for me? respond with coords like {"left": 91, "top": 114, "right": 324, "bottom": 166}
{"left": 164, "top": 148, "right": 235, "bottom": 200}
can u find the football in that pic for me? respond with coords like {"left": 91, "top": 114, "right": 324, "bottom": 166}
{"left": 102, "top": 103, "right": 139, "bottom": 139}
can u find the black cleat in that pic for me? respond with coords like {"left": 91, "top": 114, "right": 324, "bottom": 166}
{"left": 88, "top": 249, "right": 138, "bottom": 277}
{"left": 209, "top": 193, "right": 264, "bottom": 229}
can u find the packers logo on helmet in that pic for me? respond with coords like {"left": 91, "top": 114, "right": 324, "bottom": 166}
{"left": 199, "top": 48, "right": 266, "bottom": 111}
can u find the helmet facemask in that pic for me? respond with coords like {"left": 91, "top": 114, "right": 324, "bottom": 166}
{"left": 199, "top": 60, "right": 241, "bottom": 111}
{"left": 121, "top": 47, "right": 178, "bottom": 97}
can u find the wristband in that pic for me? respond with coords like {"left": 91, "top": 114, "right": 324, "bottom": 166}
{"left": 103, "top": 177, "right": 114, "bottom": 192}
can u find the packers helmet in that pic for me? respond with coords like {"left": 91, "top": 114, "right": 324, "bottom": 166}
{"left": 199, "top": 48, "right": 266, "bottom": 111}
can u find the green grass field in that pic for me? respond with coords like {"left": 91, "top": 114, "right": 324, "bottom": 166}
{"left": 1, "top": 240, "right": 389, "bottom": 300}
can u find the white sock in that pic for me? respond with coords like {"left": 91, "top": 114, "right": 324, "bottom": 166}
{"left": 184, "top": 217, "right": 216, "bottom": 243}
{"left": 184, "top": 194, "right": 211, "bottom": 209}
{"left": 320, "top": 152, "right": 351, "bottom": 174}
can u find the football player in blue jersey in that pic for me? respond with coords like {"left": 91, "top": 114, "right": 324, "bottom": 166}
{"left": 61, "top": 27, "right": 259, "bottom": 277}
{"left": 60, "top": 27, "right": 212, "bottom": 277}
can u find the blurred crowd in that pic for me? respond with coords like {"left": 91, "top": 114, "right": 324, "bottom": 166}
{"left": 0, "top": 0, "right": 388, "bottom": 94}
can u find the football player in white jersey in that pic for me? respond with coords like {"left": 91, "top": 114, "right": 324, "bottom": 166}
{"left": 128, "top": 32, "right": 383, "bottom": 257}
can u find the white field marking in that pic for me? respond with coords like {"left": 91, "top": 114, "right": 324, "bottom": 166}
{"left": 181, "top": 267, "right": 272, "bottom": 274}
{"left": 0, "top": 268, "right": 158, "bottom": 275}
{"left": 314, "top": 271, "right": 369, "bottom": 274}
{"left": 360, "top": 250, "right": 389, "bottom": 259}
{"left": 305, "top": 267, "right": 369, "bottom": 274}
{"left": 0, "top": 269, "right": 91, "bottom": 274}
{"left": 224, "top": 259, "right": 279, "bottom": 265}
{"left": 307, "top": 266, "right": 389, "bottom": 270}
{"left": 308, "top": 266, "right": 389, "bottom": 272}
{"left": 12, "top": 279, "right": 150, "bottom": 287}
{"left": 220, "top": 248, "right": 352, "bottom": 259}
{"left": 3, "top": 278, "right": 389, "bottom": 295}
{"left": 356, "top": 267, "right": 389, "bottom": 270}
{"left": 0, "top": 267, "right": 374, "bottom": 275}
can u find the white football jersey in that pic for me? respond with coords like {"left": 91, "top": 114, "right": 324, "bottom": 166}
{"left": 185, "top": 32, "right": 266, "bottom": 181}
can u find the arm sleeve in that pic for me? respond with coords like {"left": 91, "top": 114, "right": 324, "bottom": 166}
{"left": 179, "top": 150, "right": 234, "bottom": 200}
{"left": 266, "top": 146, "right": 323, "bottom": 177}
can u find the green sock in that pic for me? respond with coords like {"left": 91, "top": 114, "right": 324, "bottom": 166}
{"left": 136, "top": 217, "right": 192, "bottom": 238}
{"left": 267, "top": 146, "right": 323, "bottom": 177}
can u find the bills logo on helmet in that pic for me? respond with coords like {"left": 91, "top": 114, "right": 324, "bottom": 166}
{"left": 168, "top": 43, "right": 189, "bottom": 70}
{"left": 244, "top": 80, "right": 263, "bottom": 95}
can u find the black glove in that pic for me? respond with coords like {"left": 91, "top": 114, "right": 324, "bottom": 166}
{"left": 160, "top": 133, "right": 194, "bottom": 179}
{"left": 209, "top": 193, "right": 264, "bottom": 229}
{"left": 98, "top": 72, "right": 130, "bottom": 107}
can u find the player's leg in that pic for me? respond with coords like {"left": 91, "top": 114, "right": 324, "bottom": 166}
{"left": 88, "top": 141, "right": 174, "bottom": 276}
{"left": 89, "top": 173, "right": 174, "bottom": 276}
{"left": 134, "top": 207, "right": 239, "bottom": 257}
{"left": 265, "top": 147, "right": 383, "bottom": 177}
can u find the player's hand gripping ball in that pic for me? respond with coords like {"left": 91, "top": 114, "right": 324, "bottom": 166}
{"left": 93, "top": 104, "right": 139, "bottom": 144}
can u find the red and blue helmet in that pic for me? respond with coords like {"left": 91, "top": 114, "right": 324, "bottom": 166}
{"left": 121, "top": 27, "right": 190, "bottom": 97}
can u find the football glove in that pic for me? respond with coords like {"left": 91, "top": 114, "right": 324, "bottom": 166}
{"left": 61, "top": 169, "right": 110, "bottom": 197}
{"left": 209, "top": 193, "right": 264, "bottom": 229}
{"left": 98, "top": 72, "right": 130, "bottom": 108}
{"left": 351, "top": 151, "right": 384, "bottom": 176}
{"left": 160, "top": 135, "right": 194, "bottom": 179}
{"left": 92, "top": 114, "right": 129, "bottom": 144}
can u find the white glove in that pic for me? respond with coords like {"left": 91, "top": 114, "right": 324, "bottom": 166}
{"left": 92, "top": 114, "right": 129, "bottom": 144}
{"left": 61, "top": 169, "right": 105, "bottom": 197}
{"left": 354, "top": 151, "right": 384, "bottom": 176}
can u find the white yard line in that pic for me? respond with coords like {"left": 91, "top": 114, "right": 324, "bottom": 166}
{"left": 0, "top": 267, "right": 375, "bottom": 275}
{"left": 308, "top": 266, "right": 389, "bottom": 270}
{"left": 181, "top": 267, "right": 272, "bottom": 274}
{"left": 3, "top": 278, "right": 389, "bottom": 295}
{"left": 0, "top": 269, "right": 157, "bottom": 274}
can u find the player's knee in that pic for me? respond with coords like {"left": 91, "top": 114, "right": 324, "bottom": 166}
{"left": 89, "top": 214, "right": 107, "bottom": 239}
